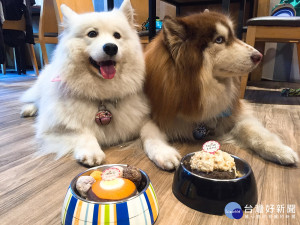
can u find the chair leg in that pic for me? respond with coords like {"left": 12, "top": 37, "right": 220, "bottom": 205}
{"left": 240, "top": 75, "right": 248, "bottom": 98}
{"left": 37, "top": 44, "right": 44, "bottom": 68}
{"left": 13, "top": 47, "right": 18, "bottom": 71}
{"left": 1, "top": 45, "right": 6, "bottom": 75}
{"left": 239, "top": 26, "right": 256, "bottom": 98}
{"left": 251, "top": 42, "right": 265, "bottom": 81}
{"left": 14, "top": 46, "right": 22, "bottom": 74}
{"left": 27, "top": 44, "right": 39, "bottom": 76}
{"left": 40, "top": 42, "right": 49, "bottom": 65}
{"left": 297, "top": 42, "right": 300, "bottom": 74}
{"left": 245, "top": 26, "right": 264, "bottom": 82}
{"left": 246, "top": 26, "right": 256, "bottom": 47}
{"left": 1, "top": 63, "right": 6, "bottom": 75}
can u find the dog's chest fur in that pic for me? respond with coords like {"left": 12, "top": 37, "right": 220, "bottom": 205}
{"left": 197, "top": 76, "right": 240, "bottom": 122}
{"left": 162, "top": 76, "right": 240, "bottom": 141}
{"left": 37, "top": 86, "right": 149, "bottom": 146}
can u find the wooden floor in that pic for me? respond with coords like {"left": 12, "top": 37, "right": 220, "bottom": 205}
{"left": 0, "top": 74, "right": 299, "bottom": 225}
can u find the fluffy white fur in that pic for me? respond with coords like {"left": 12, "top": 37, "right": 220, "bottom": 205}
{"left": 21, "top": 0, "right": 149, "bottom": 166}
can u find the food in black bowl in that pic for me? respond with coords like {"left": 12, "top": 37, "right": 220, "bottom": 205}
{"left": 187, "top": 150, "right": 240, "bottom": 179}
{"left": 172, "top": 150, "right": 258, "bottom": 215}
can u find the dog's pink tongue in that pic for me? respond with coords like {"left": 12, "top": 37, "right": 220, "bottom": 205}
{"left": 100, "top": 63, "right": 116, "bottom": 79}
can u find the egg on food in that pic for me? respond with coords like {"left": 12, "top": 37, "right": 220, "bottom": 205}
{"left": 88, "top": 178, "right": 137, "bottom": 201}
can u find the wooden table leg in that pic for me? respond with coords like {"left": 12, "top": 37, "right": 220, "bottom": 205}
{"left": 27, "top": 44, "right": 39, "bottom": 76}
{"left": 297, "top": 42, "right": 300, "bottom": 74}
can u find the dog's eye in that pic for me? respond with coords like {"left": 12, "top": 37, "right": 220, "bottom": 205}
{"left": 87, "top": 31, "right": 98, "bottom": 38}
{"left": 215, "top": 36, "right": 225, "bottom": 44}
{"left": 113, "top": 32, "right": 121, "bottom": 39}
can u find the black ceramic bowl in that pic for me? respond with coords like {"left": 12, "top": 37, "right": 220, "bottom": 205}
{"left": 172, "top": 153, "right": 257, "bottom": 215}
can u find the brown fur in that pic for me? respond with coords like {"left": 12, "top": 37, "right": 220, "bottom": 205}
{"left": 144, "top": 12, "right": 238, "bottom": 129}
{"left": 142, "top": 11, "right": 298, "bottom": 170}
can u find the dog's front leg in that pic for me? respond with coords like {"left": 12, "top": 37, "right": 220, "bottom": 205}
{"left": 73, "top": 132, "right": 106, "bottom": 166}
{"left": 141, "top": 120, "right": 181, "bottom": 170}
{"left": 231, "top": 115, "right": 298, "bottom": 165}
{"left": 39, "top": 131, "right": 105, "bottom": 166}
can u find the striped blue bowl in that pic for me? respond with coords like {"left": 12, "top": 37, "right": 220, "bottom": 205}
{"left": 61, "top": 164, "right": 159, "bottom": 225}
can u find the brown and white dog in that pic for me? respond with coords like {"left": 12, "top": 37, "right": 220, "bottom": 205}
{"left": 140, "top": 10, "right": 298, "bottom": 170}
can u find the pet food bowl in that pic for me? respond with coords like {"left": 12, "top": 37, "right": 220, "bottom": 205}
{"left": 172, "top": 153, "right": 257, "bottom": 215}
{"left": 61, "top": 164, "right": 159, "bottom": 225}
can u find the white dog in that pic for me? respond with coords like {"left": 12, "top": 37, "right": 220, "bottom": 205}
{"left": 21, "top": 0, "right": 149, "bottom": 166}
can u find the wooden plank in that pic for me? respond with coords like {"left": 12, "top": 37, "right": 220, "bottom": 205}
{"left": 2, "top": 16, "right": 26, "bottom": 31}
{"left": 240, "top": 75, "right": 248, "bottom": 98}
{"left": 255, "top": 27, "right": 300, "bottom": 42}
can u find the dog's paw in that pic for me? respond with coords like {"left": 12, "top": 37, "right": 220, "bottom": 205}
{"left": 261, "top": 145, "right": 299, "bottom": 165}
{"left": 74, "top": 148, "right": 105, "bottom": 166}
{"left": 21, "top": 103, "right": 37, "bottom": 117}
{"left": 148, "top": 144, "right": 181, "bottom": 170}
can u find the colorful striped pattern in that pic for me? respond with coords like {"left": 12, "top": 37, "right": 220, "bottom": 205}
{"left": 61, "top": 183, "right": 158, "bottom": 225}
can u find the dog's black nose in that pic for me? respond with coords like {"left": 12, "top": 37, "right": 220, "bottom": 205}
{"left": 251, "top": 52, "right": 262, "bottom": 64}
{"left": 103, "top": 43, "right": 118, "bottom": 56}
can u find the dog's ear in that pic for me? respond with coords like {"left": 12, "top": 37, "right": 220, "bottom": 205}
{"left": 163, "top": 16, "right": 186, "bottom": 61}
{"left": 120, "top": 0, "right": 135, "bottom": 27}
{"left": 61, "top": 4, "right": 77, "bottom": 27}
